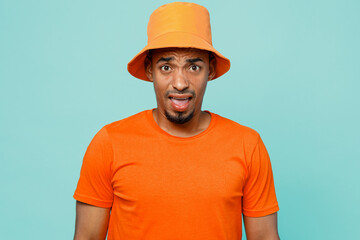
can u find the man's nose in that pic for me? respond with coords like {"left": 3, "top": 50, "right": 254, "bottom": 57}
{"left": 171, "top": 70, "right": 189, "bottom": 91}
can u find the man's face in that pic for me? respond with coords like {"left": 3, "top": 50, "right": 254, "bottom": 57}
{"left": 145, "top": 48, "right": 216, "bottom": 124}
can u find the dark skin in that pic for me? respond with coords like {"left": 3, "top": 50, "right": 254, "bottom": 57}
{"left": 74, "top": 48, "right": 280, "bottom": 240}
{"left": 145, "top": 48, "right": 215, "bottom": 137}
{"left": 74, "top": 201, "right": 110, "bottom": 240}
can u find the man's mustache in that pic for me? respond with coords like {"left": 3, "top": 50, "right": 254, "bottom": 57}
{"left": 166, "top": 90, "right": 196, "bottom": 98}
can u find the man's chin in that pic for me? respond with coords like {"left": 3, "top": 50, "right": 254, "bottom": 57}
{"left": 165, "top": 110, "right": 194, "bottom": 124}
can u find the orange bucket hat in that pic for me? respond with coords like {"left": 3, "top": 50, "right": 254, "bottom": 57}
{"left": 127, "top": 2, "right": 231, "bottom": 81}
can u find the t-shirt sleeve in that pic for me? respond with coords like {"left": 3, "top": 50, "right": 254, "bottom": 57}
{"left": 73, "top": 126, "right": 114, "bottom": 208}
{"left": 242, "top": 135, "right": 279, "bottom": 217}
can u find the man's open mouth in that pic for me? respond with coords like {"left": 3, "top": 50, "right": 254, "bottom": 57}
{"left": 168, "top": 95, "right": 193, "bottom": 111}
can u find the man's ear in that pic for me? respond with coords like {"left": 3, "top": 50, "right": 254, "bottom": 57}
{"left": 144, "top": 56, "right": 153, "bottom": 82}
{"left": 208, "top": 56, "right": 216, "bottom": 81}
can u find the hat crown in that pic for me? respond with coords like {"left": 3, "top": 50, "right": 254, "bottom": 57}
{"left": 147, "top": 2, "right": 212, "bottom": 45}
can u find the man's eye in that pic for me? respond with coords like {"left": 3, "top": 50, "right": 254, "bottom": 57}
{"left": 160, "top": 65, "right": 171, "bottom": 71}
{"left": 190, "top": 65, "right": 200, "bottom": 71}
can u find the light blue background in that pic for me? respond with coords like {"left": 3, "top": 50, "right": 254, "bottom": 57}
{"left": 1, "top": 0, "right": 359, "bottom": 239}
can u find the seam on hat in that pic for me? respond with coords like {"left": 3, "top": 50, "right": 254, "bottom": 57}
{"left": 149, "top": 30, "right": 212, "bottom": 45}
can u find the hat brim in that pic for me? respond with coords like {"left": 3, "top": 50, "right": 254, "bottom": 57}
{"left": 127, "top": 31, "right": 230, "bottom": 82}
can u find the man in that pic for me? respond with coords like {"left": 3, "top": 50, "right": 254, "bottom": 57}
{"left": 73, "top": 2, "right": 279, "bottom": 240}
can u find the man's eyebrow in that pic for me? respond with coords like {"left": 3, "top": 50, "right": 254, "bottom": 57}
{"left": 186, "top": 58, "right": 204, "bottom": 63}
{"left": 156, "top": 57, "right": 173, "bottom": 64}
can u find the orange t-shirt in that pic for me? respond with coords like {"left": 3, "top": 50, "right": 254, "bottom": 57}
{"left": 74, "top": 109, "right": 279, "bottom": 239}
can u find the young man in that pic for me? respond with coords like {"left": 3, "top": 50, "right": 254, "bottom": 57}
{"left": 73, "top": 2, "right": 279, "bottom": 240}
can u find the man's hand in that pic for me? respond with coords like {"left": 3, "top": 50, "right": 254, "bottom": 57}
{"left": 243, "top": 212, "right": 280, "bottom": 240}
{"left": 74, "top": 201, "right": 111, "bottom": 240}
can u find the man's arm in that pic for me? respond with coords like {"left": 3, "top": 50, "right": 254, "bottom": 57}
{"left": 243, "top": 212, "right": 280, "bottom": 240}
{"left": 74, "top": 201, "right": 111, "bottom": 240}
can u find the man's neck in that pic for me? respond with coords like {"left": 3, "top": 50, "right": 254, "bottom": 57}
{"left": 152, "top": 109, "right": 211, "bottom": 138}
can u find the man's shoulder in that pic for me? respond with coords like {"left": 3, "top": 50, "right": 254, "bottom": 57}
{"left": 212, "top": 112, "right": 260, "bottom": 141}
{"left": 103, "top": 109, "right": 150, "bottom": 133}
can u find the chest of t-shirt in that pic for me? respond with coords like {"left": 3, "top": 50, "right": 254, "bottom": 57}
{"left": 110, "top": 135, "right": 248, "bottom": 214}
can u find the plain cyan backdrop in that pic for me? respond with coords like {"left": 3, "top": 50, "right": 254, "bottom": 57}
{"left": 0, "top": 0, "right": 359, "bottom": 239}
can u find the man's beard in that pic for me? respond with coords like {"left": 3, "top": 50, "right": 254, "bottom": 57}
{"left": 165, "top": 110, "right": 194, "bottom": 124}
{"left": 164, "top": 89, "right": 196, "bottom": 124}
